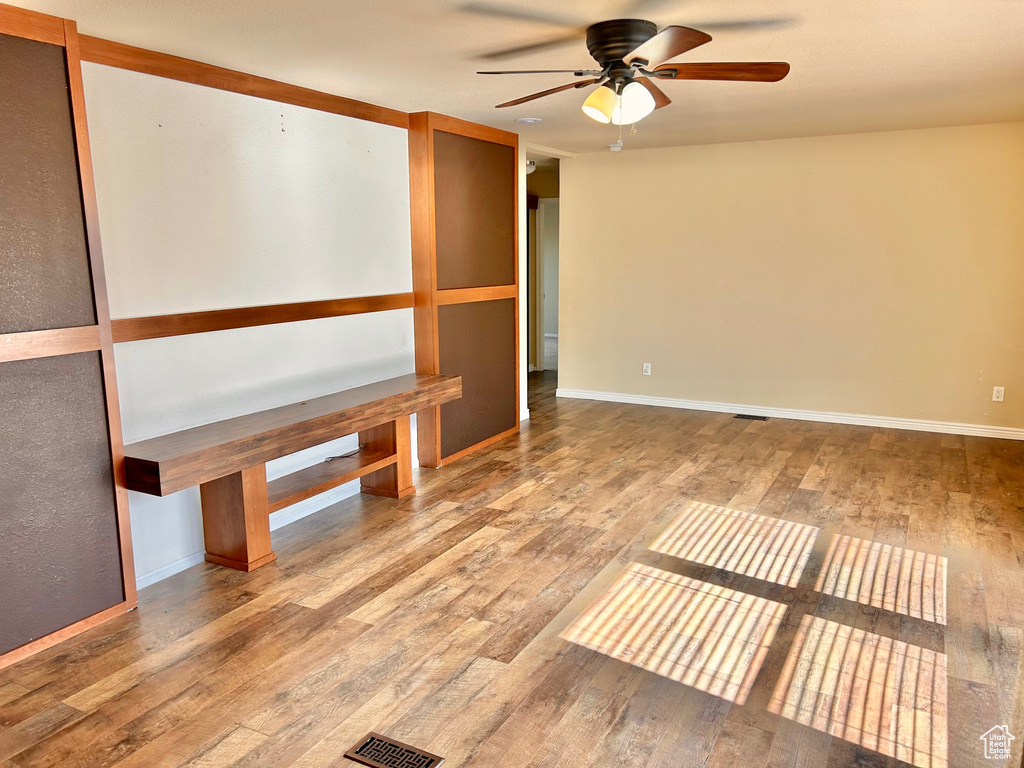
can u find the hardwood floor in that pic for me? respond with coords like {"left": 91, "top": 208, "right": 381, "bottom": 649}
{"left": 2, "top": 371, "right": 1023, "bottom": 767}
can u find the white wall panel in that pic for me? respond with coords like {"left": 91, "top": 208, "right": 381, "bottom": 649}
{"left": 82, "top": 63, "right": 412, "bottom": 317}
{"left": 82, "top": 63, "right": 415, "bottom": 586}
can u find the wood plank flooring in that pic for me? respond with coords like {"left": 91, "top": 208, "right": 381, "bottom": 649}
{"left": 2, "top": 371, "right": 1023, "bottom": 767}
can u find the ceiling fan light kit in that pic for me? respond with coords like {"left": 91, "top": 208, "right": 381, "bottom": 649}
{"left": 581, "top": 84, "right": 616, "bottom": 123}
{"left": 479, "top": 15, "right": 790, "bottom": 142}
{"left": 611, "top": 80, "right": 656, "bottom": 125}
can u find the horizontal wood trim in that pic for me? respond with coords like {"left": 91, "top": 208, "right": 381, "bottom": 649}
{"left": 423, "top": 112, "right": 519, "bottom": 147}
{"left": 441, "top": 425, "right": 519, "bottom": 466}
{"left": 0, "top": 2, "right": 65, "bottom": 45}
{"left": 78, "top": 35, "right": 409, "bottom": 129}
{"left": 0, "top": 602, "right": 128, "bottom": 672}
{"left": 111, "top": 293, "right": 415, "bottom": 343}
{"left": 0, "top": 326, "right": 102, "bottom": 364}
{"left": 435, "top": 286, "right": 518, "bottom": 306}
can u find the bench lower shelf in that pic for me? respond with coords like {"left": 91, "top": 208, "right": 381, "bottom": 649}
{"left": 267, "top": 449, "right": 398, "bottom": 513}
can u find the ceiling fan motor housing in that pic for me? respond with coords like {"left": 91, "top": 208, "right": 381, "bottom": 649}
{"left": 586, "top": 19, "right": 658, "bottom": 66}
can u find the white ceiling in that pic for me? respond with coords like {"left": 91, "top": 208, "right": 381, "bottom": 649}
{"left": 11, "top": 0, "right": 1024, "bottom": 153}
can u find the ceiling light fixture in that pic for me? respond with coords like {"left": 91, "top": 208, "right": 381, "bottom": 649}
{"left": 582, "top": 79, "right": 656, "bottom": 126}
{"left": 612, "top": 80, "right": 656, "bottom": 125}
{"left": 581, "top": 84, "right": 616, "bottom": 124}
{"left": 526, "top": 160, "right": 537, "bottom": 174}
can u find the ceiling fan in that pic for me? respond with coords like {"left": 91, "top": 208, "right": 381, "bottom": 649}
{"left": 477, "top": 18, "right": 791, "bottom": 126}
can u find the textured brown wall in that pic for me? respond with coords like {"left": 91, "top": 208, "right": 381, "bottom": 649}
{"left": 0, "top": 32, "right": 124, "bottom": 656}
{"left": 0, "top": 34, "right": 97, "bottom": 335}
{"left": 0, "top": 354, "right": 124, "bottom": 655}
{"left": 433, "top": 130, "right": 516, "bottom": 290}
{"left": 438, "top": 299, "right": 517, "bottom": 458}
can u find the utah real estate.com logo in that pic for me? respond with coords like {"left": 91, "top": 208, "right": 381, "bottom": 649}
{"left": 980, "top": 725, "right": 1014, "bottom": 760}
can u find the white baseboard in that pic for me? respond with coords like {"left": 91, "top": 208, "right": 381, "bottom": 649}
{"left": 268, "top": 480, "right": 362, "bottom": 531}
{"left": 555, "top": 388, "right": 1024, "bottom": 441}
{"left": 135, "top": 551, "right": 206, "bottom": 591}
{"left": 135, "top": 480, "right": 363, "bottom": 591}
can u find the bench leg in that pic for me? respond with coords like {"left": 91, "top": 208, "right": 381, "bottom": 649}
{"left": 359, "top": 415, "right": 415, "bottom": 499}
{"left": 199, "top": 464, "right": 277, "bottom": 571}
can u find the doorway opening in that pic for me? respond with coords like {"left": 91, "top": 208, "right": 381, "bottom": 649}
{"left": 527, "top": 154, "right": 560, "bottom": 380}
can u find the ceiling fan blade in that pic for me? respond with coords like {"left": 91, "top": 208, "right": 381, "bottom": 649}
{"left": 478, "top": 30, "right": 588, "bottom": 61}
{"left": 624, "top": 0, "right": 679, "bottom": 15}
{"left": 653, "top": 62, "right": 791, "bottom": 82}
{"left": 685, "top": 17, "right": 795, "bottom": 32}
{"left": 496, "top": 78, "right": 599, "bottom": 108}
{"left": 637, "top": 77, "right": 672, "bottom": 109}
{"left": 459, "top": 2, "right": 584, "bottom": 28}
{"left": 478, "top": 69, "right": 602, "bottom": 75}
{"left": 624, "top": 26, "right": 712, "bottom": 67}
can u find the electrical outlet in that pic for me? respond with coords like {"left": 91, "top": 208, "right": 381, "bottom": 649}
{"left": 993, "top": 386, "right": 1005, "bottom": 402}
{"left": 642, "top": 363, "right": 651, "bottom": 376}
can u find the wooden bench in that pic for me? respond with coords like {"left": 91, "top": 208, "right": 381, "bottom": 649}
{"left": 123, "top": 373, "right": 461, "bottom": 571}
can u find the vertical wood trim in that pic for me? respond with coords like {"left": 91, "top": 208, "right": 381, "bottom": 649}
{"left": 409, "top": 112, "right": 442, "bottom": 468}
{"left": 64, "top": 20, "right": 138, "bottom": 608}
{"left": 512, "top": 133, "right": 521, "bottom": 429}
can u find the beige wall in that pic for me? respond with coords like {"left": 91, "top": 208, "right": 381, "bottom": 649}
{"left": 559, "top": 122, "right": 1024, "bottom": 430}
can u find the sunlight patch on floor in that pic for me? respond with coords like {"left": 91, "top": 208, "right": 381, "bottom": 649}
{"left": 769, "top": 614, "right": 948, "bottom": 768}
{"left": 816, "top": 535, "right": 947, "bottom": 624}
{"left": 649, "top": 502, "right": 819, "bottom": 588}
{"left": 560, "top": 563, "right": 786, "bottom": 705}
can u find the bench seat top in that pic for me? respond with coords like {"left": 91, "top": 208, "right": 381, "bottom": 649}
{"left": 123, "top": 373, "right": 461, "bottom": 496}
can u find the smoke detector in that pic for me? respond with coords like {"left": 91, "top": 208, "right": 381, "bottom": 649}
{"left": 515, "top": 117, "right": 543, "bottom": 126}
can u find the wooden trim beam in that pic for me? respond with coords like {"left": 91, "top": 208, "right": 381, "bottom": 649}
{"left": 435, "top": 285, "right": 518, "bottom": 306}
{"left": 111, "top": 293, "right": 415, "bottom": 343}
{"left": 0, "top": 2, "right": 65, "bottom": 45}
{"left": 0, "top": 326, "right": 101, "bottom": 364}
{"left": 426, "top": 112, "right": 519, "bottom": 147}
{"left": 78, "top": 36, "right": 409, "bottom": 129}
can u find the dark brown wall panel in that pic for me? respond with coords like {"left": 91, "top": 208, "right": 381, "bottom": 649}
{"left": 0, "top": 32, "right": 96, "bottom": 335}
{"left": 433, "top": 130, "right": 516, "bottom": 290}
{"left": 438, "top": 299, "right": 517, "bottom": 458}
{"left": 0, "top": 353, "right": 124, "bottom": 656}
